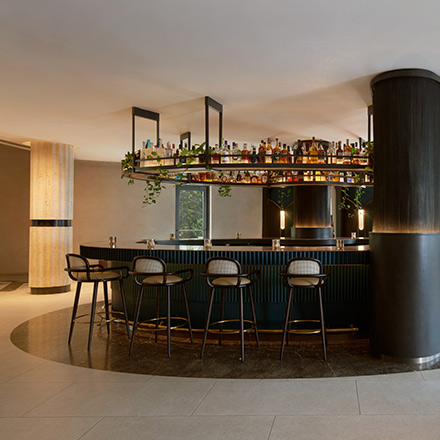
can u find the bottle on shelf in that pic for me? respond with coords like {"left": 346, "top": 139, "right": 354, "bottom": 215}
{"left": 140, "top": 139, "right": 153, "bottom": 167}
{"left": 261, "top": 170, "right": 269, "bottom": 184}
{"left": 221, "top": 140, "right": 230, "bottom": 164}
{"left": 212, "top": 144, "right": 220, "bottom": 164}
{"left": 317, "top": 142, "right": 326, "bottom": 164}
{"left": 273, "top": 140, "right": 281, "bottom": 163}
{"left": 250, "top": 171, "right": 258, "bottom": 184}
{"left": 336, "top": 141, "right": 344, "bottom": 165}
{"left": 241, "top": 143, "right": 250, "bottom": 163}
{"left": 231, "top": 142, "right": 241, "bottom": 163}
{"left": 343, "top": 139, "right": 352, "bottom": 165}
{"left": 295, "top": 140, "right": 303, "bottom": 164}
{"left": 250, "top": 146, "right": 258, "bottom": 164}
{"left": 265, "top": 138, "right": 273, "bottom": 163}
{"left": 236, "top": 170, "right": 243, "bottom": 182}
{"left": 308, "top": 137, "right": 318, "bottom": 164}
{"left": 243, "top": 170, "right": 251, "bottom": 183}
{"left": 258, "top": 140, "right": 265, "bottom": 164}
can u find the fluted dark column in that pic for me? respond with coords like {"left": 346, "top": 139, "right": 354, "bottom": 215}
{"left": 292, "top": 186, "right": 332, "bottom": 238}
{"left": 370, "top": 68, "right": 440, "bottom": 363}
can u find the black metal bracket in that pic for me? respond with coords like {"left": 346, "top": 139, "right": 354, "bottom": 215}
{"left": 180, "top": 132, "right": 191, "bottom": 149}
{"left": 131, "top": 106, "right": 160, "bottom": 171}
{"left": 204, "top": 96, "right": 223, "bottom": 163}
{"left": 367, "top": 105, "right": 373, "bottom": 143}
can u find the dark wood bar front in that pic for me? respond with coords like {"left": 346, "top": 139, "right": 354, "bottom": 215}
{"left": 80, "top": 241, "right": 370, "bottom": 331}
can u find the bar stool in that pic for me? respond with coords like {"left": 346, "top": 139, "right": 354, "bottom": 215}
{"left": 65, "top": 253, "right": 131, "bottom": 351}
{"left": 200, "top": 257, "right": 260, "bottom": 362}
{"left": 129, "top": 256, "right": 193, "bottom": 357}
{"left": 280, "top": 257, "right": 329, "bottom": 361}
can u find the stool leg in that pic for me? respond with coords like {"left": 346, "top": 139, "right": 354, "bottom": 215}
{"left": 155, "top": 287, "right": 160, "bottom": 343}
{"left": 317, "top": 287, "right": 327, "bottom": 361}
{"left": 247, "top": 285, "right": 260, "bottom": 347}
{"left": 200, "top": 288, "right": 215, "bottom": 359}
{"left": 103, "top": 281, "right": 111, "bottom": 336}
{"left": 219, "top": 288, "right": 225, "bottom": 345}
{"left": 129, "top": 285, "right": 144, "bottom": 356}
{"left": 88, "top": 282, "right": 99, "bottom": 351}
{"left": 68, "top": 282, "right": 82, "bottom": 344}
{"left": 280, "top": 287, "right": 294, "bottom": 360}
{"left": 239, "top": 288, "right": 245, "bottom": 362}
{"left": 166, "top": 286, "right": 171, "bottom": 358}
{"left": 119, "top": 278, "right": 131, "bottom": 339}
{"left": 181, "top": 283, "right": 193, "bottom": 344}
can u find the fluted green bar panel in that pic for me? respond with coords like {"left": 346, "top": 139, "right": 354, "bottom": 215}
{"left": 81, "top": 243, "right": 370, "bottom": 330}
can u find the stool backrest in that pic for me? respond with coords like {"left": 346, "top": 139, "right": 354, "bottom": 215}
{"left": 65, "top": 253, "right": 90, "bottom": 281}
{"left": 206, "top": 257, "right": 240, "bottom": 275}
{"left": 132, "top": 256, "right": 166, "bottom": 273}
{"left": 286, "top": 258, "right": 322, "bottom": 275}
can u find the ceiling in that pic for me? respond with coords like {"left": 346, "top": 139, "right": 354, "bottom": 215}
{"left": 1, "top": 0, "right": 439, "bottom": 161}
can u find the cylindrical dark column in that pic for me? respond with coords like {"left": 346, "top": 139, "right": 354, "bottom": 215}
{"left": 370, "top": 68, "right": 440, "bottom": 363}
{"left": 292, "top": 186, "right": 332, "bottom": 238}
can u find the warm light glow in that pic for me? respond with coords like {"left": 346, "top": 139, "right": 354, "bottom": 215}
{"left": 358, "top": 209, "right": 365, "bottom": 231}
{"left": 280, "top": 210, "right": 286, "bottom": 230}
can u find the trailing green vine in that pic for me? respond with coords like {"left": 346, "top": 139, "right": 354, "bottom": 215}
{"left": 121, "top": 143, "right": 232, "bottom": 205}
{"left": 338, "top": 186, "right": 365, "bottom": 218}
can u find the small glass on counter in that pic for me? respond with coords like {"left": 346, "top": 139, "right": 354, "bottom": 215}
{"left": 204, "top": 238, "right": 212, "bottom": 249}
{"left": 272, "top": 239, "right": 281, "bottom": 250}
{"left": 146, "top": 238, "right": 155, "bottom": 249}
{"left": 109, "top": 236, "right": 117, "bottom": 248}
{"left": 336, "top": 238, "right": 344, "bottom": 250}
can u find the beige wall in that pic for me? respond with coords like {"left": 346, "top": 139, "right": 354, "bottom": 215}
{"left": 0, "top": 155, "right": 263, "bottom": 274}
{"left": 0, "top": 146, "right": 30, "bottom": 274}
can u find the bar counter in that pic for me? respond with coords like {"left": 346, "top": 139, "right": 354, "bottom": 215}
{"left": 80, "top": 241, "right": 370, "bottom": 331}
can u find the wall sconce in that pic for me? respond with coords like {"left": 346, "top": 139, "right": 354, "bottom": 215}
{"left": 280, "top": 210, "right": 286, "bottom": 230}
{"left": 358, "top": 209, "right": 365, "bottom": 231}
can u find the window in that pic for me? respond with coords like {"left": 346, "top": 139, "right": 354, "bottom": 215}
{"left": 175, "top": 186, "right": 210, "bottom": 239}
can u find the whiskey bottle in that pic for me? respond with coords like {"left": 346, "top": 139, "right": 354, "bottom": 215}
{"left": 265, "top": 138, "right": 273, "bottom": 164}
{"left": 241, "top": 143, "right": 250, "bottom": 163}
{"left": 273, "top": 141, "right": 281, "bottom": 163}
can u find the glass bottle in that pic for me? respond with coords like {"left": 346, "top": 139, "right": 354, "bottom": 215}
{"left": 231, "top": 142, "right": 241, "bottom": 163}
{"left": 273, "top": 141, "right": 281, "bottom": 163}
{"left": 317, "top": 142, "right": 326, "bottom": 164}
{"left": 336, "top": 141, "right": 344, "bottom": 165}
{"left": 265, "top": 138, "right": 273, "bottom": 164}
{"left": 308, "top": 137, "right": 318, "bottom": 164}
{"left": 241, "top": 143, "right": 250, "bottom": 164}
{"left": 250, "top": 146, "right": 258, "bottom": 164}
{"left": 343, "top": 139, "right": 352, "bottom": 165}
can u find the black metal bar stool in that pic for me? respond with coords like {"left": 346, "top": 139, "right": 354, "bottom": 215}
{"left": 200, "top": 257, "right": 260, "bottom": 362}
{"left": 129, "top": 256, "right": 193, "bottom": 357}
{"left": 65, "top": 253, "right": 131, "bottom": 351}
{"left": 280, "top": 257, "right": 329, "bottom": 361}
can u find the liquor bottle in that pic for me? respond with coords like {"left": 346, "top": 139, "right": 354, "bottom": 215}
{"left": 165, "top": 141, "right": 173, "bottom": 165}
{"left": 258, "top": 140, "right": 265, "bottom": 164}
{"left": 327, "top": 141, "right": 336, "bottom": 165}
{"left": 286, "top": 170, "right": 293, "bottom": 182}
{"left": 243, "top": 170, "right": 251, "bottom": 183}
{"left": 212, "top": 144, "right": 220, "bottom": 164}
{"left": 265, "top": 138, "right": 273, "bottom": 164}
{"left": 173, "top": 144, "right": 180, "bottom": 166}
{"left": 231, "top": 142, "right": 241, "bottom": 163}
{"left": 191, "top": 145, "right": 200, "bottom": 165}
{"left": 157, "top": 138, "right": 165, "bottom": 162}
{"left": 273, "top": 141, "right": 281, "bottom": 163}
{"left": 250, "top": 171, "right": 258, "bottom": 184}
{"left": 352, "top": 142, "right": 360, "bottom": 165}
{"left": 228, "top": 171, "right": 236, "bottom": 183}
{"left": 280, "top": 143, "right": 288, "bottom": 164}
{"left": 295, "top": 140, "right": 303, "bottom": 164}
{"left": 317, "top": 142, "right": 326, "bottom": 164}
{"left": 261, "top": 170, "right": 269, "bottom": 184}
{"left": 257, "top": 171, "right": 262, "bottom": 184}
{"left": 140, "top": 139, "right": 152, "bottom": 167}
{"left": 250, "top": 146, "right": 258, "bottom": 164}
{"left": 308, "top": 137, "right": 318, "bottom": 164}
{"left": 221, "top": 140, "right": 230, "bottom": 164}
{"left": 336, "top": 141, "right": 344, "bottom": 165}
{"left": 241, "top": 143, "right": 250, "bottom": 163}
{"left": 220, "top": 172, "right": 228, "bottom": 183}
{"left": 236, "top": 170, "right": 242, "bottom": 182}
{"left": 343, "top": 139, "right": 352, "bottom": 165}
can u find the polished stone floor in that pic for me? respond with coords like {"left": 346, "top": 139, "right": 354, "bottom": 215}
{"left": 10, "top": 302, "right": 440, "bottom": 379}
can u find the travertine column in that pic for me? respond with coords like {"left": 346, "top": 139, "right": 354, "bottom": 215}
{"left": 29, "top": 142, "right": 74, "bottom": 294}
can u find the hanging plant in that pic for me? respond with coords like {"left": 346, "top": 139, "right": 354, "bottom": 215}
{"left": 121, "top": 143, "right": 232, "bottom": 206}
{"left": 364, "top": 141, "right": 374, "bottom": 172}
{"left": 338, "top": 186, "right": 364, "bottom": 218}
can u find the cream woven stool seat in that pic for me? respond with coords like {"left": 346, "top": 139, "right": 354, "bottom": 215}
{"left": 280, "top": 257, "right": 329, "bottom": 361}
{"left": 65, "top": 253, "right": 131, "bottom": 351}
{"left": 129, "top": 256, "right": 193, "bottom": 357}
{"left": 200, "top": 257, "right": 260, "bottom": 362}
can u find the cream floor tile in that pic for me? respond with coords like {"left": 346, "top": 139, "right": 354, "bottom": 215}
{"left": 8, "top": 361, "right": 151, "bottom": 383}
{"left": 420, "top": 369, "right": 440, "bottom": 381}
{"left": 194, "top": 379, "right": 359, "bottom": 416}
{"left": 0, "top": 417, "right": 102, "bottom": 440}
{"left": 351, "top": 371, "right": 424, "bottom": 381}
{"left": 79, "top": 415, "right": 275, "bottom": 440}
{"left": 357, "top": 380, "right": 440, "bottom": 414}
{"left": 25, "top": 379, "right": 216, "bottom": 417}
{"left": 269, "top": 415, "right": 440, "bottom": 440}
{"left": 0, "top": 356, "right": 48, "bottom": 382}
{"left": 0, "top": 382, "right": 72, "bottom": 417}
